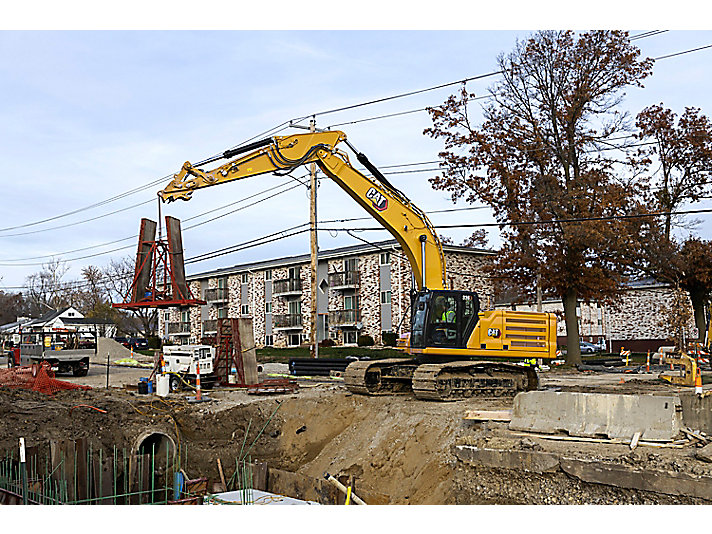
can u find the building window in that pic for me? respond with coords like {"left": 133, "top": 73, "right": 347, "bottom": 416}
{"left": 288, "top": 300, "right": 302, "bottom": 315}
{"left": 265, "top": 270, "right": 272, "bottom": 281}
{"left": 241, "top": 304, "right": 250, "bottom": 315}
{"left": 265, "top": 335, "right": 274, "bottom": 346}
{"left": 344, "top": 330, "right": 357, "bottom": 344}
{"left": 344, "top": 295, "right": 357, "bottom": 310}
{"left": 288, "top": 266, "right": 300, "bottom": 279}
{"left": 380, "top": 291, "right": 391, "bottom": 305}
{"left": 265, "top": 302, "right": 272, "bottom": 313}
{"left": 344, "top": 258, "right": 358, "bottom": 272}
{"left": 164, "top": 312, "right": 170, "bottom": 321}
{"left": 217, "top": 307, "right": 227, "bottom": 319}
{"left": 241, "top": 273, "right": 249, "bottom": 283}
{"left": 218, "top": 278, "right": 226, "bottom": 289}
{"left": 380, "top": 252, "right": 390, "bottom": 265}
{"left": 288, "top": 333, "right": 301, "bottom": 346}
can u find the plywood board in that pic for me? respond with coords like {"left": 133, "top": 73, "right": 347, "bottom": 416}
{"left": 238, "top": 318, "right": 259, "bottom": 385}
{"left": 463, "top": 410, "right": 513, "bottom": 421}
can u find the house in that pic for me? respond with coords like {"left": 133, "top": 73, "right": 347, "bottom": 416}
{"left": 1, "top": 306, "right": 117, "bottom": 344}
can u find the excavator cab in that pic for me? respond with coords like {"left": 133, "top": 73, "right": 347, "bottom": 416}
{"left": 409, "top": 290, "right": 480, "bottom": 349}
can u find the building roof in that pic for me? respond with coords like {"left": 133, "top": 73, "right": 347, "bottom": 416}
{"left": 187, "top": 239, "right": 494, "bottom": 281}
{"left": 24, "top": 306, "right": 73, "bottom": 327}
{"left": 0, "top": 317, "right": 31, "bottom": 333}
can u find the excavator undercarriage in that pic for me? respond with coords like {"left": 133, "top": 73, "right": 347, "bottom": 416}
{"left": 343, "top": 358, "right": 538, "bottom": 401}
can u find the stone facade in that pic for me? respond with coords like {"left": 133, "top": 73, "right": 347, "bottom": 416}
{"left": 157, "top": 240, "right": 495, "bottom": 348}
{"left": 498, "top": 282, "right": 697, "bottom": 352}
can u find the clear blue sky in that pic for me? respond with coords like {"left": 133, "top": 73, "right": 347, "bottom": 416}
{"left": 1, "top": 21, "right": 711, "bottom": 290}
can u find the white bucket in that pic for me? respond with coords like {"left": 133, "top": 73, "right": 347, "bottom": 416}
{"left": 156, "top": 375, "right": 170, "bottom": 397}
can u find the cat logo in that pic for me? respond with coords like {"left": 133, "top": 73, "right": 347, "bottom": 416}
{"left": 487, "top": 328, "right": 501, "bottom": 338}
{"left": 365, "top": 187, "right": 388, "bottom": 211}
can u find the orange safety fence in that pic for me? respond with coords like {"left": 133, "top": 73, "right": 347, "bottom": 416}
{"left": 0, "top": 362, "right": 91, "bottom": 395}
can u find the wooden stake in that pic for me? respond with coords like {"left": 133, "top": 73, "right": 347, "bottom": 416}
{"left": 217, "top": 458, "right": 227, "bottom": 490}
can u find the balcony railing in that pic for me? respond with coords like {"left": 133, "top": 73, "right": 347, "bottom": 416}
{"left": 202, "top": 319, "right": 218, "bottom": 333}
{"left": 329, "top": 309, "right": 360, "bottom": 326}
{"left": 329, "top": 271, "right": 359, "bottom": 288}
{"left": 274, "top": 314, "right": 303, "bottom": 329}
{"left": 273, "top": 278, "right": 302, "bottom": 296}
{"left": 204, "top": 288, "right": 228, "bottom": 303}
{"left": 167, "top": 321, "right": 191, "bottom": 335}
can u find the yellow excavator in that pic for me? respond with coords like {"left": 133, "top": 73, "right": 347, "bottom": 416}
{"left": 159, "top": 130, "right": 557, "bottom": 400}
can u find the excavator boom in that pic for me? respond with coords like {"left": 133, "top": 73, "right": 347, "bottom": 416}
{"left": 160, "top": 130, "right": 446, "bottom": 291}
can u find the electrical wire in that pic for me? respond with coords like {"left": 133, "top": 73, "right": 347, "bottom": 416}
{"left": 0, "top": 32, "right": 696, "bottom": 270}
{"left": 0, "top": 33, "right": 686, "bottom": 240}
{"left": 0, "top": 180, "right": 305, "bottom": 266}
{"left": 0, "top": 120, "right": 297, "bottom": 235}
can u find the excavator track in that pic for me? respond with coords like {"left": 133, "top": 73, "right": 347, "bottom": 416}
{"left": 344, "top": 359, "right": 538, "bottom": 400}
{"left": 412, "top": 361, "right": 538, "bottom": 401}
{"left": 343, "top": 358, "right": 420, "bottom": 395}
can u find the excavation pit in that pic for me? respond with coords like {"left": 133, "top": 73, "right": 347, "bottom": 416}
{"left": 1, "top": 370, "right": 711, "bottom": 504}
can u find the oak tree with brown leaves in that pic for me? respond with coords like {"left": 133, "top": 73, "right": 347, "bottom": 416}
{"left": 425, "top": 30, "right": 653, "bottom": 365}
{"left": 635, "top": 105, "right": 712, "bottom": 341}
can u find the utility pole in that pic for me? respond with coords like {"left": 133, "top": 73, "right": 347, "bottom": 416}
{"left": 310, "top": 118, "right": 319, "bottom": 359}
{"left": 536, "top": 273, "right": 542, "bottom": 312}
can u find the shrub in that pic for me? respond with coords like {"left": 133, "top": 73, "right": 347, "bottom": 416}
{"left": 319, "top": 338, "right": 336, "bottom": 347}
{"left": 382, "top": 332, "right": 397, "bottom": 346}
{"left": 147, "top": 336, "right": 162, "bottom": 349}
{"left": 357, "top": 334, "right": 375, "bottom": 347}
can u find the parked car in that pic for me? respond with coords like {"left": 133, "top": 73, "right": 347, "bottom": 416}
{"left": 129, "top": 338, "right": 149, "bottom": 351}
{"left": 113, "top": 336, "right": 131, "bottom": 348}
{"left": 579, "top": 341, "right": 602, "bottom": 354}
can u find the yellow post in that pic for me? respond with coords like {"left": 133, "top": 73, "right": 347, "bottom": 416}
{"left": 345, "top": 485, "right": 352, "bottom": 505}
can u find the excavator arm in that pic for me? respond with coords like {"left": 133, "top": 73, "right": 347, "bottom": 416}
{"left": 159, "top": 130, "right": 446, "bottom": 291}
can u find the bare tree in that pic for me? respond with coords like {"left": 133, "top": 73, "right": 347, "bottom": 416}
{"left": 103, "top": 256, "right": 157, "bottom": 337}
{"left": 24, "top": 258, "right": 71, "bottom": 313}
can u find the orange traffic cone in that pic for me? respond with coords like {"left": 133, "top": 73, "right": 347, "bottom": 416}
{"left": 695, "top": 366, "right": 703, "bottom": 395}
{"left": 195, "top": 360, "right": 202, "bottom": 401}
{"left": 646, "top": 350, "right": 650, "bottom": 373}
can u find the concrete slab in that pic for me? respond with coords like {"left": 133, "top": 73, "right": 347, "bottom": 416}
{"left": 453, "top": 445, "right": 560, "bottom": 473}
{"left": 509, "top": 391, "right": 682, "bottom": 441}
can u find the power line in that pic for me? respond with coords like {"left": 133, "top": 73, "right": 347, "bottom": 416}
{"left": 321, "top": 206, "right": 712, "bottom": 233}
{"left": 0, "top": 34, "right": 688, "bottom": 240}
{"left": 0, "top": 180, "right": 304, "bottom": 266}
{"left": 0, "top": 198, "right": 155, "bottom": 239}
{"left": 291, "top": 30, "right": 670, "bottom": 124}
{"left": 654, "top": 42, "right": 712, "bottom": 61}
{"left": 0, "top": 120, "right": 297, "bottom": 235}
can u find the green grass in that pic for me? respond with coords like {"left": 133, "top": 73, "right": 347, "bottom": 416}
{"left": 256, "top": 346, "right": 405, "bottom": 363}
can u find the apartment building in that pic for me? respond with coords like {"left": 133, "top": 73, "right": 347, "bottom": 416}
{"left": 158, "top": 240, "right": 495, "bottom": 347}
{"left": 497, "top": 279, "right": 697, "bottom": 352}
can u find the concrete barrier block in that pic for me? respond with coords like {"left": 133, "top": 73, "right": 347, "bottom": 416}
{"left": 510, "top": 391, "right": 682, "bottom": 441}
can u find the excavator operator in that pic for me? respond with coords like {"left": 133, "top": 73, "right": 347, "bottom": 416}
{"left": 431, "top": 296, "right": 457, "bottom": 344}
